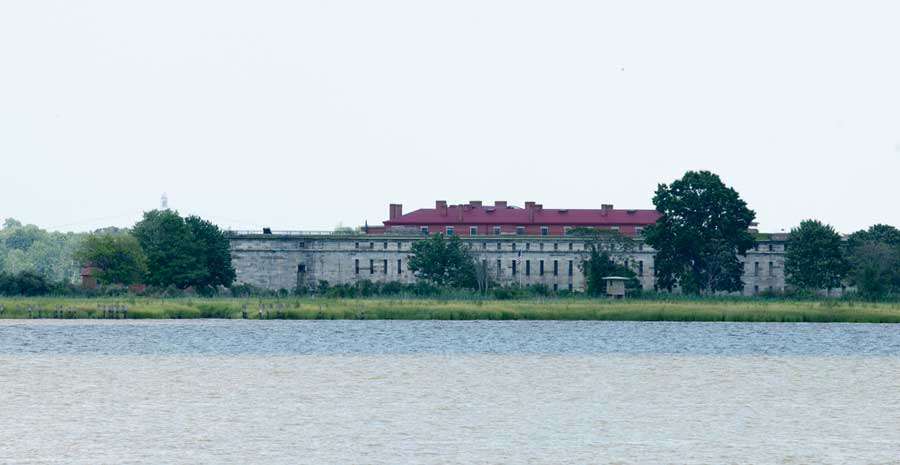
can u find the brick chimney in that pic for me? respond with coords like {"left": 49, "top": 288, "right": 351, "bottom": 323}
{"left": 436, "top": 200, "right": 448, "bottom": 216}
{"left": 601, "top": 204, "right": 614, "bottom": 210}
{"left": 457, "top": 204, "right": 464, "bottom": 222}
{"left": 494, "top": 200, "right": 507, "bottom": 208}
{"left": 469, "top": 200, "right": 482, "bottom": 208}
{"left": 389, "top": 203, "right": 403, "bottom": 220}
{"left": 525, "top": 201, "right": 536, "bottom": 223}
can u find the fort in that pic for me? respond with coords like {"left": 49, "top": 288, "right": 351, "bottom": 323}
{"left": 229, "top": 200, "right": 788, "bottom": 295}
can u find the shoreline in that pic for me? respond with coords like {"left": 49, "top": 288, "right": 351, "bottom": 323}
{"left": 2, "top": 297, "right": 900, "bottom": 323}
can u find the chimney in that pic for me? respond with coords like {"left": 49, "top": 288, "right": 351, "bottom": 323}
{"left": 535, "top": 204, "right": 543, "bottom": 212}
{"left": 469, "top": 200, "right": 482, "bottom": 208}
{"left": 525, "top": 201, "right": 536, "bottom": 223}
{"left": 436, "top": 200, "right": 448, "bottom": 216}
{"left": 457, "top": 205, "right": 464, "bottom": 222}
{"left": 601, "top": 204, "right": 614, "bottom": 210}
{"left": 494, "top": 200, "right": 507, "bottom": 208}
{"left": 389, "top": 203, "right": 403, "bottom": 220}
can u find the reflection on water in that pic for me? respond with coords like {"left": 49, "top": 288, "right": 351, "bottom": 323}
{"left": 2, "top": 321, "right": 899, "bottom": 464}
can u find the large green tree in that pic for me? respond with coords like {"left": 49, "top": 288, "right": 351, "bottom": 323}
{"left": 185, "top": 215, "right": 237, "bottom": 289}
{"left": 74, "top": 233, "right": 147, "bottom": 285}
{"left": 132, "top": 210, "right": 235, "bottom": 290}
{"left": 846, "top": 224, "right": 900, "bottom": 298}
{"left": 784, "top": 220, "right": 849, "bottom": 291}
{"left": 407, "top": 233, "right": 477, "bottom": 288}
{"left": 644, "top": 171, "right": 756, "bottom": 294}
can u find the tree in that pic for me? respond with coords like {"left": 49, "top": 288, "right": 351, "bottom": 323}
{"left": 784, "top": 220, "right": 849, "bottom": 291}
{"left": 0, "top": 271, "right": 51, "bottom": 296}
{"left": 74, "top": 233, "right": 147, "bottom": 285}
{"left": 185, "top": 215, "right": 236, "bottom": 290}
{"left": 1, "top": 218, "right": 83, "bottom": 283}
{"left": 846, "top": 224, "right": 900, "bottom": 298}
{"left": 132, "top": 210, "right": 235, "bottom": 290}
{"left": 644, "top": 171, "right": 756, "bottom": 294}
{"left": 407, "top": 233, "right": 477, "bottom": 288}
{"left": 572, "top": 228, "right": 638, "bottom": 296}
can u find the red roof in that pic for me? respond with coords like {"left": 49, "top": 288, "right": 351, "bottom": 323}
{"left": 385, "top": 203, "right": 660, "bottom": 226}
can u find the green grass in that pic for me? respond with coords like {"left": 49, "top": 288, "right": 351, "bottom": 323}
{"left": 2, "top": 296, "right": 900, "bottom": 322}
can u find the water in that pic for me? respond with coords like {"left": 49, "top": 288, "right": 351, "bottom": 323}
{"left": 2, "top": 321, "right": 900, "bottom": 464}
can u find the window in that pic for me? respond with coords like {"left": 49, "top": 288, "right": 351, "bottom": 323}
{"left": 754, "top": 244, "right": 759, "bottom": 251}
{"left": 539, "top": 260, "right": 544, "bottom": 276}
{"left": 525, "top": 243, "right": 530, "bottom": 251}
{"left": 383, "top": 259, "right": 388, "bottom": 274}
{"left": 369, "top": 259, "right": 374, "bottom": 274}
{"left": 540, "top": 226, "right": 549, "bottom": 236}
{"left": 754, "top": 262, "right": 760, "bottom": 277}
{"left": 635, "top": 227, "right": 644, "bottom": 236}
{"left": 638, "top": 243, "right": 644, "bottom": 252}
{"left": 482, "top": 242, "right": 487, "bottom": 250}
{"left": 768, "top": 244, "right": 773, "bottom": 252}
{"left": 638, "top": 260, "right": 644, "bottom": 277}
{"left": 553, "top": 260, "right": 558, "bottom": 276}
{"left": 516, "top": 226, "right": 525, "bottom": 235}
{"left": 397, "top": 259, "right": 402, "bottom": 274}
{"left": 497, "top": 242, "right": 502, "bottom": 250}
{"left": 525, "top": 260, "right": 531, "bottom": 276}
{"left": 355, "top": 242, "right": 359, "bottom": 249}
{"left": 369, "top": 242, "right": 374, "bottom": 249}
{"left": 383, "top": 242, "right": 388, "bottom": 249}
{"left": 568, "top": 283, "right": 573, "bottom": 292}
{"left": 397, "top": 242, "right": 402, "bottom": 250}
{"left": 754, "top": 285, "right": 759, "bottom": 295}
{"left": 497, "top": 259, "right": 502, "bottom": 274}
{"left": 493, "top": 226, "right": 501, "bottom": 235}
{"left": 355, "top": 259, "right": 359, "bottom": 274}
{"left": 539, "top": 243, "right": 544, "bottom": 251}
{"left": 297, "top": 264, "right": 306, "bottom": 273}
{"left": 568, "top": 260, "right": 573, "bottom": 276}
{"left": 768, "top": 261, "right": 774, "bottom": 277}
{"left": 563, "top": 227, "right": 572, "bottom": 236}
{"left": 446, "top": 226, "right": 454, "bottom": 236}
{"left": 553, "top": 243, "right": 558, "bottom": 251}
{"left": 512, "top": 243, "right": 517, "bottom": 251}
{"left": 420, "top": 226, "right": 428, "bottom": 235}
{"left": 553, "top": 283, "right": 558, "bottom": 292}
{"left": 470, "top": 226, "right": 478, "bottom": 236}
{"left": 611, "top": 226, "right": 619, "bottom": 232}
{"left": 512, "top": 260, "right": 517, "bottom": 276}
{"left": 568, "top": 243, "right": 573, "bottom": 251}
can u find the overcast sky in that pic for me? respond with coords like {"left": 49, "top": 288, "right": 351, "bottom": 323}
{"left": 2, "top": 1, "right": 898, "bottom": 234}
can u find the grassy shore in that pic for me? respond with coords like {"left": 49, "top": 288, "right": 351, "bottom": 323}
{"left": 2, "top": 297, "right": 900, "bottom": 322}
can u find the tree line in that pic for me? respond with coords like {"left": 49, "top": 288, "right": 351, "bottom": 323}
{"left": 4, "top": 171, "right": 899, "bottom": 299}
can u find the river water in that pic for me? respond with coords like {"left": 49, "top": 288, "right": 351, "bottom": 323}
{"left": 2, "top": 320, "right": 899, "bottom": 464}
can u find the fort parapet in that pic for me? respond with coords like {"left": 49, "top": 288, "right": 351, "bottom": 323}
{"left": 229, "top": 232, "right": 788, "bottom": 295}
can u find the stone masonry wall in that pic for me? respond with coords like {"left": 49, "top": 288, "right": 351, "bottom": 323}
{"left": 230, "top": 234, "right": 787, "bottom": 295}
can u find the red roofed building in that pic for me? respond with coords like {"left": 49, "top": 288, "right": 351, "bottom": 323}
{"left": 382, "top": 201, "right": 660, "bottom": 236}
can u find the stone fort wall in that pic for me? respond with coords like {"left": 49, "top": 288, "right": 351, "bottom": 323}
{"left": 230, "top": 234, "right": 787, "bottom": 295}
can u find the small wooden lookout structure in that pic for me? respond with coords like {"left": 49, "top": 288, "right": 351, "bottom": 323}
{"left": 602, "top": 276, "right": 629, "bottom": 299}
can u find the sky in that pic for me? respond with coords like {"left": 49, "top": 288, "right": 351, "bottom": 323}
{"left": 2, "top": 1, "right": 899, "bottom": 235}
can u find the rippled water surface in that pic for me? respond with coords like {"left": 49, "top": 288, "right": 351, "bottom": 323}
{"left": 2, "top": 320, "right": 900, "bottom": 464}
